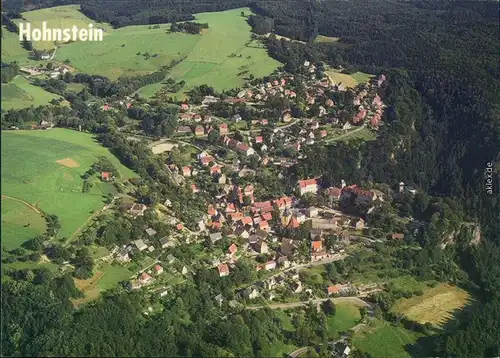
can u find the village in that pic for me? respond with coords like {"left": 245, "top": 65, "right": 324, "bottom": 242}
{"left": 92, "top": 61, "right": 416, "bottom": 309}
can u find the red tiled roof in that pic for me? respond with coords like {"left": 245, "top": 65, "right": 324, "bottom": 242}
{"left": 328, "top": 187, "right": 342, "bottom": 197}
{"left": 176, "top": 223, "right": 184, "bottom": 230}
{"left": 236, "top": 143, "right": 250, "bottom": 152}
{"left": 218, "top": 263, "right": 229, "bottom": 274}
{"left": 261, "top": 212, "right": 272, "bottom": 221}
{"left": 311, "top": 241, "right": 322, "bottom": 250}
{"left": 327, "top": 284, "right": 343, "bottom": 294}
{"left": 241, "top": 216, "right": 253, "bottom": 225}
{"left": 200, "top": 156, "right": 215, "bottom": 165}
{"left": 254, "top": 201, "right": 272, "bottom": 209}
{"left": 140, "top": 272, "right": 152, "bottom": 281}
{"left": 228, "top": 243, "right": 238, "bottom": 254}
{"left": 288, "top": 216, "right": 300, "bottom": 229}
{"left": 299, "top": 179, "right": 317, "bottom": 188}
{"left": 392, "top": 233, "right": 405, "bottom": 240}
{"left": 229, "top": 212, "right": 244, "bottom": 221}
{"left": 154, "top": 265, "right": 163, "bottom": 271}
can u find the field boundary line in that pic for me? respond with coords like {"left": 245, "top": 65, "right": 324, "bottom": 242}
{"left": 1, "top": 194, "right": 44, "bottom": 215}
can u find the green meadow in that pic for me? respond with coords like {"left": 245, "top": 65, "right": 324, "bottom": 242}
{"left": 4, "top": 5, "right": 280, "bottom": 102}
{"left": 168, "top": 8, "right": 281, "bottom": 97}
{"left": 1, "top": 129, "right": 136, "bottom": 245}
{"left": 10, "top": 5, "right": 280, "bottom": 90}
{"left": 352, "top": 319, "right": 426, "bottom": 358}
{"left": 1, "top": 197, "right": 47, "bottom": 250}
{"left": 1, "top": 76, "right": 61, "bottom": 111}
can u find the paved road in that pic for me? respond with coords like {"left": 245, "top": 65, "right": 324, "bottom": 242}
{"left": 246, "top": 296, "right": 371, "bottom": 310}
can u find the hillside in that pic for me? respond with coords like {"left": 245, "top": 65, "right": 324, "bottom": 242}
{"left": 6, "top": 5, "right": 280, "bottom": 96}
{"left": 1, "top": 76, "right": 62, "bottom": 111}
{"left": 1, "top": 129, "right": 136, "bottom": 244}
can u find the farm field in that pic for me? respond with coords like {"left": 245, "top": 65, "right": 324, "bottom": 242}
{"left": 56, "top": 23, "right": 200, "bottom": 80}
{"left": 163, "top": 8, "right": 282, "bottom": 97}
{"left": 352, "top": 319, "right": 426, "bottom": 358}
{"left": 1, "top": 25, "right": 32, "bottom": 64}
{"left": 136, "top": 82, "right": 165, "bottom": 98}
{"left": 1, "top": 129, "right": 136, "bottom": 244}
{"left": 327, "top": 303, "right": 362, "bottom": 337}
{"left": 326, "top": 69, "right": 374, "bottom": 88}
{"left": 391, "top": 284, "right": 472, "bottom": 327}
{"left": 1, "top": 76, "right": 61, "bottom": 110}
{"left": 1, "top": 197, "right": 46, "bottom": 250}
{"left": 16, "top": 5, "right": 280, "bottom": 90}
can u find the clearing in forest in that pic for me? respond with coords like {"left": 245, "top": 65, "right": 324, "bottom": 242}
{"left": 326, "top": 68, "right": 374, "bottom": 89}
{"left": 392, "top": 283, "right": 472, "bottom": 327}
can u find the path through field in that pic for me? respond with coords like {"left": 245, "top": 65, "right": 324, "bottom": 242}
{"left": 1, "top": 194, "right": 43, "bottom": 214}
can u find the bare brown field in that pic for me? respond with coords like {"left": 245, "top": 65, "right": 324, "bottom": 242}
{"left": 56, "top": 157, "right": 80, "bottom": 168}
{"left": 72, "top": 271, "right": 105, "bottom": 307}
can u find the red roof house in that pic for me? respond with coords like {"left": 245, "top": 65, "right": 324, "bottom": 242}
{"left": 311, "top": 240, "right": 323, "bottom": 252}
{"left": 228, "top": 243, "right": 238, "bottom": 255}
{"left": 298, "top": 179, "right": 318, "bottom": 195}
{"left": 218, "top": 263, "right": 230, "bottom": 277}
{"left": 153, "top": 265, "right": 164, "bottom": 275}
{"left": 219, "top": 123, "right": 228, "bottom": 135}
{"left": 101, "top": 172, "right": 111, "bottom": 181}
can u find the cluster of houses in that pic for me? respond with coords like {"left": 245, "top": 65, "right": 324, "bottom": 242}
{"left": 20, "top": 64, "right": 69, "bottom": 78}
{"left": 128, "top": 264, "right": 164, "bottom": 290}
{"left": 198, "top": 174, "right": 383, "bottom": 279}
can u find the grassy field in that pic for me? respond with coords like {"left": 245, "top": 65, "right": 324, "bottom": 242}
{"left": 56, "top": 22, "right": 199, "bottom": 80}
{"left": 7, "top": 6, "right": 280, "bottom": 97}
{"left": 353, "top": 319, "right": 425, "bottom": 358}
{"left": 136, "top": 82, "right": 166, "bottom": 98}
{"left": 327, "top": 303, "right": 362, "bottom": 337}
{"left": 65, "top": 82, "right": 87, "bottom": 93}
{"left": 1, "top": 26, "right": 32, "bottom": 63}
{"left": 72, "top": 262, "right": 133, "bottom": 306}
{"left": 331, "top": 127, "right": 377, "bottom": 143}
{"left": 1, "top": 197, "right": 47, "bottom": 250}
{"left": 326, "top": 69, "right": 374, "bottom": 88}
{"left": 1, "top": 76, "right": 61, "bottom": 110}
{"left": 392, "top": 284, "right": 472, "bottom": 327}
{"left": 15, "top": 5, "right": 113, "bottom": 51}
{"left": 1, "top": 129, "right": 136, "bottom": 244}
{"left": 168, "top": 8, "right": 281, "bottom": 97}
